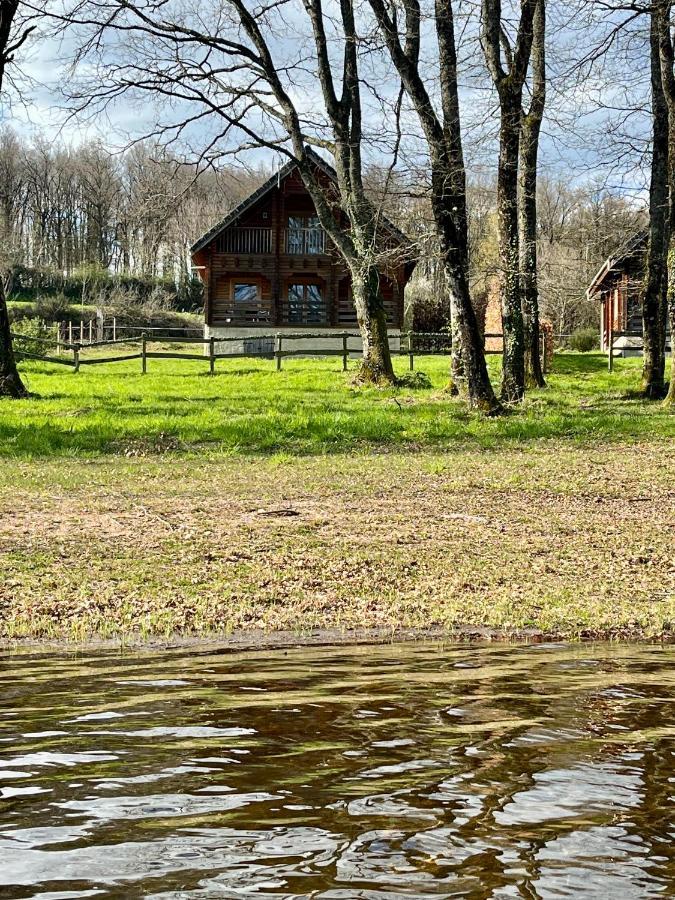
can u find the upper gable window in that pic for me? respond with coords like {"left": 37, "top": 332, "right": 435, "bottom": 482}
{"left": 287, "top": 215, "right": 324, "bottom": 254}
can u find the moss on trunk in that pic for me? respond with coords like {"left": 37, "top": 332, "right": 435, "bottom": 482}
{"left": 351, "top": 266, "right": 396, "bottom": 385}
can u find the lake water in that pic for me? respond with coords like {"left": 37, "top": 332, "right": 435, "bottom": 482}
{"left": 1, "top": 641, "right": 674, "bottom": 898}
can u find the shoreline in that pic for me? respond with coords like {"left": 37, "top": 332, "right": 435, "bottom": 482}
{"left": 2, "top": 624, "right": 674, "bottom": 654}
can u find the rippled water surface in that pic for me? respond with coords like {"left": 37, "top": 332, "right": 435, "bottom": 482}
{"left": 1, "top": 642, "right": 675, "bottom": 898}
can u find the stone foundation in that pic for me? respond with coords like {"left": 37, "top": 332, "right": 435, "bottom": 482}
{"left": 204, "top": 326, "right": 402, "bottom": 357}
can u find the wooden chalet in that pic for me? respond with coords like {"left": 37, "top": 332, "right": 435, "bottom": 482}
{"left": 587, "top": 232, "right": 647, "bottom": 352}
{"left": 191, "top": 150, "right": 415, "bottom": 348}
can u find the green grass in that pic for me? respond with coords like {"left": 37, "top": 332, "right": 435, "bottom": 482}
{"left": 2, "top": 352, "right": 673, "bottom": 459}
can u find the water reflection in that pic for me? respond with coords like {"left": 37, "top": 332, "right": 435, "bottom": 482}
{"left": 1, "top": 642, "right": 674, "bottom": 897}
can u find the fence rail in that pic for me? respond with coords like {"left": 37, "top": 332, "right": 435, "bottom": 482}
{"left": 11, "top": 329, "right": 549, "bottom": 376}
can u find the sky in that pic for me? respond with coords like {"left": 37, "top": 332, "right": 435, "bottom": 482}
{"left": 1, "top": 0, "right": 653, "bottom": 203}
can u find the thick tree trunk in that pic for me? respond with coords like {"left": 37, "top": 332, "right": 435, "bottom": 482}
{"left": 442, "top": 243, "right": 500, "bottom": 412}
{"left": 519, "top": 135, "right": 545, "bottom": 388}
{"left": 427, "top": 163, "right": 500, "bottom": 410}
{"left": 431, "top": 183, "right": 499, "bottom": 411}
{"left": 447, "top": 298, "right": 464, "bottom": 397}
{"left": 664, "top": 248, "right": 675, "bottom": 405}
{"left": 657, "top": 2, "right": 675, "bottom": 405}
{"left": 0, "top": 277, "right": 27, "bottom": 398}
{"left": 643, "top": 7, "right": 669, "bottom": 399}
{"left": 519, "top": 0, "right": 545, "bottom": 389}
{"left": 450, "top": 276, "right": 500, "bottom": 412}
{"left": 498, "top": 102, "right": 526, "bottom": 403}
{"left": 0, "top": 0, "right": 28, "bottom": 398}
{"left": 350, "top": 265, "right": 396, "bottom": 383}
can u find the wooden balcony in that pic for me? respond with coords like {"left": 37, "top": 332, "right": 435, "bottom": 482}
{"left": 216, "top": 227, "right": 273, "bottom": 255}
{"left": 278, "top": 298, "right": 329, "bottom": 325}
{"left": 214, "top": 226, "right": 328, "bottom": 256}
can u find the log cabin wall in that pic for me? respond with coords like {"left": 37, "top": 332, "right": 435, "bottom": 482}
{"left": 587, "top": 234, "right": 649, "bottom": 351}
{"left": 192, "top": 164, "right": 412, "bottom": 332}
{"left": 597, "top": 264, "right": 644, "bottom": 350}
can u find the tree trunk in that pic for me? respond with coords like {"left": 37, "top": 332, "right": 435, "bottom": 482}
{"left": 431, "top": 168, "right": 499, "bottom": 411}
{"left": 447, "top": 298, "right": 464, "bottom": 397}
{"left": 442, "top": 236, "right": 500, "bottom": 412}
{"left": 643, "top": 6, "right": 669, "bottom": 399}
{"left": 665, "top": 248, "right": 675, "bottom": 405}
{"left": 0, "top": 276, "right": 27, "bottom": 398}
{"left": 519, "top": 0, "right": 546, "bottom": 389}
{"left": 519, "top": 135, "right": 545, "bottom": 389}
{"left": 0, "top": 0, "right": 28, "bottom": 398}
{"left": 498, "top": 99, "right": 526, "bottom": 402}
{"left": 350, "top": 265, "right": 396, "bottom": 383}
{"left": 480, "top": 0, "right": 536, "bottom": 403}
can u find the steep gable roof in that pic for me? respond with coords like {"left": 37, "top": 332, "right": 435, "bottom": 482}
{"left": 191, "top": 147, "right": 412, "bottom": 254}
{"left": 587, "top": 229, "right": 648, "bottom": 299}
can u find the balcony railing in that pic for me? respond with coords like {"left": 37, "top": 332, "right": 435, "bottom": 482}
{"left": 217, "top": 227, "right": 272, "bottom": 255}
{"left": 215, "top": 227, "right": 327, "bottom": 255}
{"left": 284, "top": 227, "right": 326, "bottom": 255}
{"left": 278, "top": 299, "right": 328, "bottom": 325}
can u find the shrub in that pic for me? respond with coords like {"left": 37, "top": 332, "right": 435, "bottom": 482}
{"left": 408, "top": 280, "right": 451, "bottom": 334}
{"left": 569, "top": 326, "right": 599, "bottom": 352}
{"left": 34, "top": 293, "right": 74, "bottom": 322}
{"left": 411, "top": 299, "right": 450, "bottom": 334}
{"left": 10, "top": 317, "right": 53, "bottom": 356}
{"left": 397, "top": 371, "right": 432, "bottom": 389}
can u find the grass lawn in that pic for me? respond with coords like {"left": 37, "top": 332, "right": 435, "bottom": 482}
{"left": 1, "top": 352, "right": 673, "bottom": 642}
{"left": 2, "top": 351, "right": 674, "bottom": 456}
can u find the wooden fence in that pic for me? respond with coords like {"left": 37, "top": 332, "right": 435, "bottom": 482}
{"left": 56, "top": 318, "right": 203, "bottom": 345}
{"left": 11, "top": 329, "right": 550, "bottom": 376}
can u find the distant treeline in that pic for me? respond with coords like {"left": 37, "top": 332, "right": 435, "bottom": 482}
{"left": 0, "top": 129, "right": 268, "bottom": 285}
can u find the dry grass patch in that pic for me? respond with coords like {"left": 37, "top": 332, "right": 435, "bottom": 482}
{"left": 1, "top": 445, "right": 673, "bottom": 641}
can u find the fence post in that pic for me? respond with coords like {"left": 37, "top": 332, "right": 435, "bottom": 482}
{"left": 209, "top": 336, "right": 216, "bottom": 375}
{"left": 342, "top": 332, "right": 348, "bottom": 371}
{"left": 88, "top": 319, "right": 93, "bottom": 344}
{"left": 540, "top": 331, "right": 547, "bottom": 375}
{"left": 408, "top": 333, "right": 414, "bottom": 371}
{"left": 80, "top": 321, "right": 84, "bottom": 344}
{"left": 68, "top": 320, "right": 73, "bottom": 345}
{"left": 142, "top": 332, "right": 147, "bottom": 374}
{"left": 73, "top": 343, "right": 80, "bottom": 373}
{"left": 54, "top": 321, "right": 61, "bottom": 356}
{"left": 608, "top": 322, "right": 614, "bottom": 373}
{"left": 112, "top": 317, "right": 117, "bottom": 342}
{"left": 275, "top": 333, "right": 282, "bottom": 371}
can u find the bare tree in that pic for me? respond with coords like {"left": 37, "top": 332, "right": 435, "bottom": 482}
{"left": 639, "top": 1, "right": 670, "bottom": 399}
{"left": 657, "top": 0, "right": 675, "bottom": 404}
{"left": 0, "top": 0, "right": 30, "bottom": 397}
{"left": 518, "top": 0, "right": 546, "bottom": 388}
{"left": 480, "top": 0, "right": 537, "bottom": 402}
{"left": 57, "top": 0, "right": 403, "bottom": 382}
{"left": 367, "top": 0, "right": 501, "bottom": 412}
